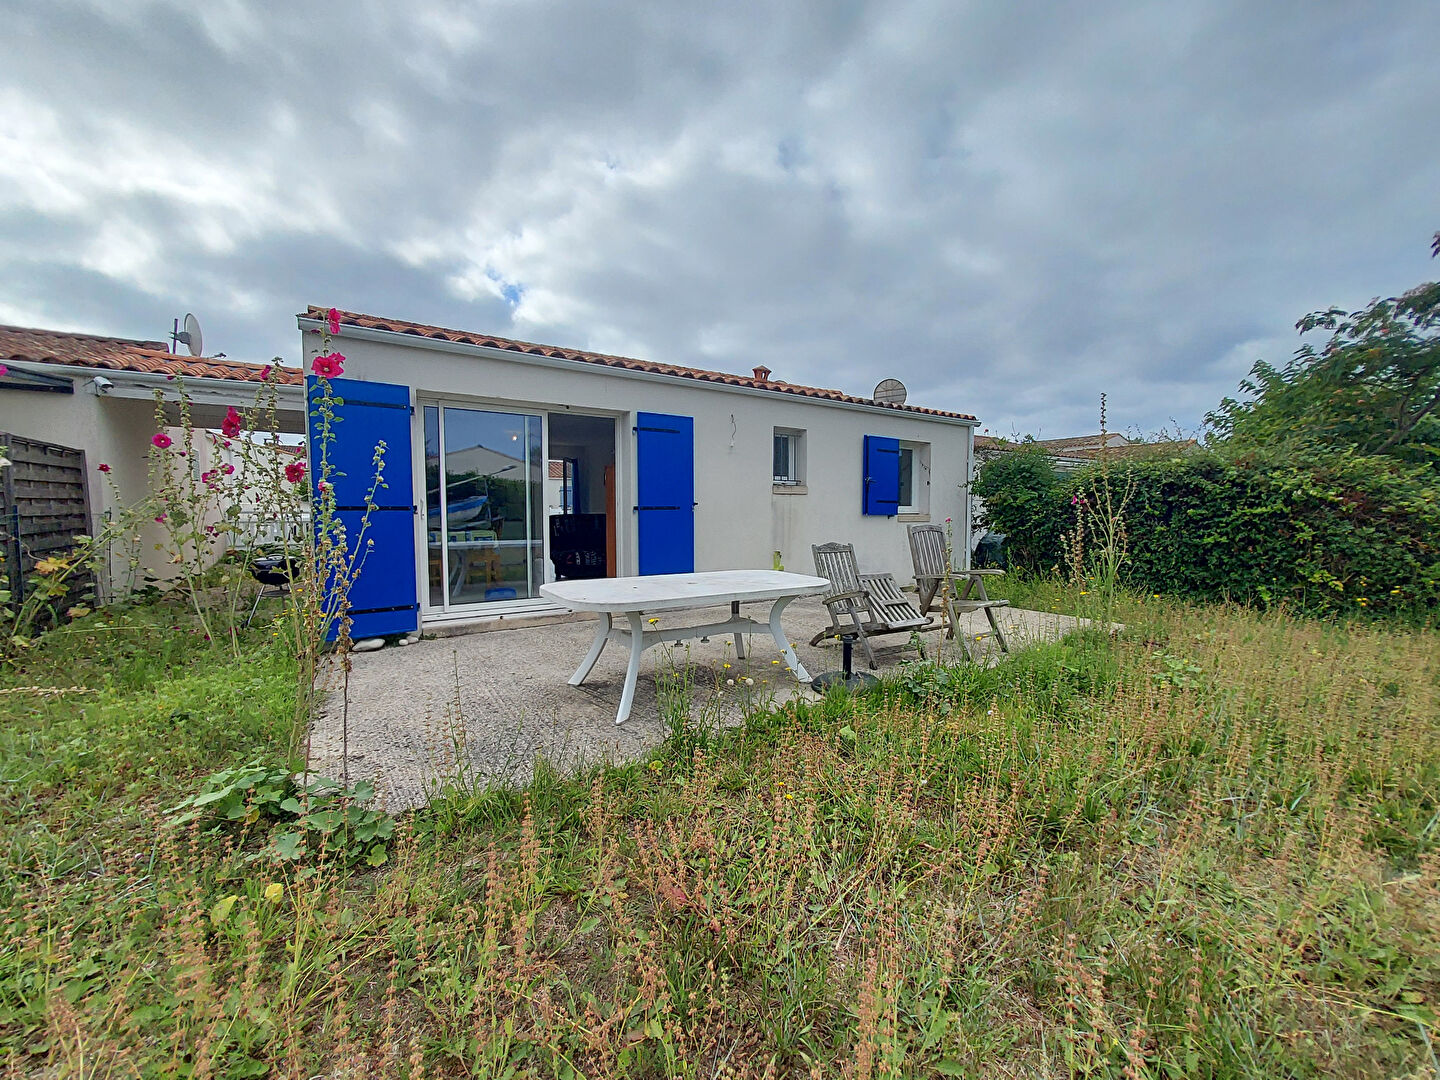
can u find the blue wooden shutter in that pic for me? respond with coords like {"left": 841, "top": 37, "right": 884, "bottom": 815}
{"left": 307, "top": 376, "right": 419, "bottom": 639}
{"left": 635, "top": 412, "right": 695, "bottom": 574}
{"left": 862, "top": 435, "right": 900, "bottom": 516}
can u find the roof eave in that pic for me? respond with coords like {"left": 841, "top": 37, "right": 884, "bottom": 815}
{"left": 298, "top": 316, "right": 979, "bottom": 427}
{"left": 4, "top": 361, "right": 304, "bottom": 408}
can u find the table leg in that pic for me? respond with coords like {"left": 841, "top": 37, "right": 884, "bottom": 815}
{"left": 569, "top": 612, "right": 611, "bottom": 686}
{"left": 731, "top": 600, "right": 747, "bottom": 659}
{"left": 616, "top": 612, "right": 646, "bottom": 725}
{"left": 767, "top": 596, "right": 810, "bottom": 682}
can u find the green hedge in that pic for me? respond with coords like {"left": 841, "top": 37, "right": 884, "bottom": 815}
{"left": 975, "top": 448, "right": 1440, "bottom": 618}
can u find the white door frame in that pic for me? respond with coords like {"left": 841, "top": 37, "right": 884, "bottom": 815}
{"left": 412, "top": 393, "right": 624, "bottom": 625}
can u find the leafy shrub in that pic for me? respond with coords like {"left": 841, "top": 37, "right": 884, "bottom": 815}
{"left": 168, "top": 759, "right": 393, "bottom": 868}
{"left": 1105, "top": 450, "right": 1437, "bottom": 616}
{"left": 976, "top": 448, "right": 1439, "bottom": 617}
{"left": 972, "top": 442, "right": 1067, "bottom": 571}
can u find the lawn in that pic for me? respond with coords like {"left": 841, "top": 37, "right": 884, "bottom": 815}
{"left": 1, "top": 591, "right": 1437, "bottom": 1077}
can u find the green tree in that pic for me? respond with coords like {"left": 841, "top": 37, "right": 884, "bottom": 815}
{"left": 1207, "top": 238, "right": 1440, "bottom": 466}
{"left": 972, "top": 442, "right": 1066, "bottom": 572}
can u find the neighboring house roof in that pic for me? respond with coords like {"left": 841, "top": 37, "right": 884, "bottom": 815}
{"left": 977, "top": 431, "right": 1196, "bottom": 464}
{"left": 0, "top": 324, "right": 302, "bottom": 385}
{"left": 301, "top": 306, "right": 977, "bottom": 422}
{"left": 1029, "top": 432, "right": 1133, "bottom": 454}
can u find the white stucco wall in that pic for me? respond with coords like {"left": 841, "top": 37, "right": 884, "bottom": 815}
{"left": 302, "top": 325, "right": 976, "bottom": 620}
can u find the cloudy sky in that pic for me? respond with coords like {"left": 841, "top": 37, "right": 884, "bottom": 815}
{"left": 2, "top": 0, "right": 1436, "bottom": 437}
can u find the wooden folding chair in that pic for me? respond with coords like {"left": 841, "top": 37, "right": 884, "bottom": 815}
{"left": 809, "top": 542, "right": 932, "bottom": 668}
{"left": 907, "top": 523, "right": 1011, "bottom": 660}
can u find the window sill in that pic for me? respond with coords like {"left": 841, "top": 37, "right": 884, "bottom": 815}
{"left": 773, "top": 483, "right": 808, "bottom": 495}
{"left": 897, "top": 512, "right": 929, "bottom": 522}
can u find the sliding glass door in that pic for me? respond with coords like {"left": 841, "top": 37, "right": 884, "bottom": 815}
{"left": 423, "top": 405, "right": 544, "bottom": 609}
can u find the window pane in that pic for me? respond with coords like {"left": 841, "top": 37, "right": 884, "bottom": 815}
{"left": 442, "top": 407, "right": 544, "bottom": 605}
{"left": 773, "top": 434, "right": 790, "bottom": 481}
{"left": 423, "top": 406, "right": 443, "bottom": 607}
{"left": 898, "top": 447, "right": 914, "bottom": 508}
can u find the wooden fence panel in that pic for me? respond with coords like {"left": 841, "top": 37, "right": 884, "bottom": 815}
{"left": 0, "top": 432, "right": 92, "bottom": 605}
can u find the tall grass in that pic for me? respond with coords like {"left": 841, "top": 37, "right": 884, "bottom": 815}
{"left": 2, "top": 598, "right": 1437, "bottom": 1077}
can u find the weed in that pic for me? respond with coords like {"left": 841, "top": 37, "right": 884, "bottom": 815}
{"left": 2, "top": 595, "right": 1438, "bottom": 1076}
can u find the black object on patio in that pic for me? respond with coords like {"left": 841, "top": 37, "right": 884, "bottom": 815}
{"left": 809, "top": 636, "right": 880, "bottom": 694}
{"left": 245, "top": 554, "right": 297, "bottom": 628}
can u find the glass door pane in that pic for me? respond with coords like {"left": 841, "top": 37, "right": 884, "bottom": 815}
{"left": 441, "top": 407, "right": 543, "bottom": 605}
{"left": 423, "top": 406, "right": 445, "bottom": 608}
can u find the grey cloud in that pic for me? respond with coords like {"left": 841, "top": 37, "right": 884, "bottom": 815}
{"left": 1, "top": 0, "right": 1437, "bottom": 438}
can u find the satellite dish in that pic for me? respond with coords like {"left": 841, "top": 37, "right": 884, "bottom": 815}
{"left": 873, "top": 377, "right": 907, "bottom": 406}
{"left": 171, "top": 313, "right": 204, "bottom": 356}
{"left": 182, "top": 313, "right": 204, "bottom": 356}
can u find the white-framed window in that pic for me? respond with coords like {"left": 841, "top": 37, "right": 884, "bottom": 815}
{"left": 773, "top": 428, "right": 805, "bottom": 485}
{"left": 898, "top": 441, "right": 929, "bottom": 515}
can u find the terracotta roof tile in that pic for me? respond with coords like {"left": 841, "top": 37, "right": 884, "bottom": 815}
{"left": 976, "top": 433, "right": 1198, "bottom": 460}
{"left": 0, "top": 324, "right": 302, "bottom": 385}
{"left": 302, "top": 307, "right": 976, "bottom": 421}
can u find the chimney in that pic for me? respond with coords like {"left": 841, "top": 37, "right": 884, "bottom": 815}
{"left": 752, "top": 364, "right": 771, "bottom": 382}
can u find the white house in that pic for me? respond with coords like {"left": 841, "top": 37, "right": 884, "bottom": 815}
{"left": 300, "top": 307, "right": 979, "bottom": 638}
{"left": 0, "top": 324, "right": 305, "bottom": 593}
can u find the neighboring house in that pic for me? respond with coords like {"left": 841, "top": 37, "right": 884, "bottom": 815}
{"left": 298, "top": 307, "right": 980, "bottom": 637}
{"left": 974, "top": 431, "right": 1195, "bottom": 471}
{"left": 0, "top": 325, "right": 304, "bottom": 592}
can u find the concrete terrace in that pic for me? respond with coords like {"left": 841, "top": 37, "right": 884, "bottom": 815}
{"left": 311, "top": 596, "right": 1100, "bottom": 809}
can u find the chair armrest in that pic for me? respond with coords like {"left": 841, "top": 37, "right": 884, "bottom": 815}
{"left": 823, "top": 589, "right": 867, "bottom": 607}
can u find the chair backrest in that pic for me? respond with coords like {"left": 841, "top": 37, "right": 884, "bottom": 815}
{"left": 908, "top": 523, "right": 949, "bottom": 579}
{"left": 812, "top": 542, "right": 863, "bottom": 597}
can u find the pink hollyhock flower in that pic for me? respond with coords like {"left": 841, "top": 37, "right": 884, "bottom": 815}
{"left": 312, "top": 352, "right": 345, "bottom": 379}
{"left": 98, "top": 463, "right": 111, "bottom": 473}
{"left": 328, "top": 308, "right": 341, "bottom": 335}
{"left": 220, "top": 406, "right": 243, "bottom": 439}
{"left": 0, "top": 364, "right": 7, "bottom": 377}
{"left": 151, "top": 433, "right": 172, "bottom": 449}
{"left": 284, "top": 461, "right": 306, "bottom": 484}
{"left": 221, "top": 463, "right": 234, "bottom": 475}
{"left": 155, "top": 514, "right": 167, "bottom": 524}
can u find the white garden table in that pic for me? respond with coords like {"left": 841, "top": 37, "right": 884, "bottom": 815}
{"left": 539, "top": 570, "right": 832, "bottom": 725}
